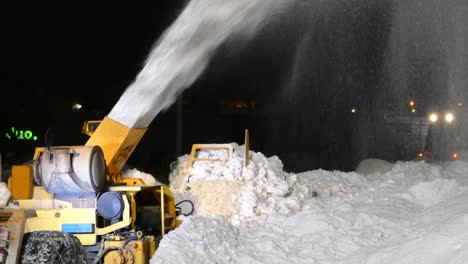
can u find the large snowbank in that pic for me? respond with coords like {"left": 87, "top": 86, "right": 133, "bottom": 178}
{"left": 146, "top": 143, "right": 468, "bottom": 264}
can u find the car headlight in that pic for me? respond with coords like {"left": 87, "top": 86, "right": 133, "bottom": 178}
{"left": 429, "top": 113, "right": 438, "bottom": 123}
{"left": 445, "top": 112, "right": 454, "bottom": 123}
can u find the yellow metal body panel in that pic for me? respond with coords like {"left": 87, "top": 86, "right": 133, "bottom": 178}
{"left": 85, "top": 116, "right": 147, "bottom": 183}
{"left": 122, "top": 178, "right": 147, "bottom": 186}
{"left": 103, "top": 239, "right": 155, "bottom": 264}
{"left": 81, "top": 120, "right": 102, "bottom": 137}
{"left": 129, "top": 192, "right": 137, "bottom": 230}
{"left": 8, "top": 165, "right": 34, "bottom": 200}
{"left": 185, "top": 144, "right": 233, "bottom": 176}
{"left": 15, "top": 198, "right": 71, "bottom": 209}
{"left": 33, "top": 147, "right": 45, "bottom": 159}
{"left": 31, "top": 186, "right": 53, "bottom": 200}
{"left": 7, "top": 148, "right": 47, "bottom": 200}
{"left": 159, "top": 185, "right": 176, "bottom": 233}
{"left": 24, "top": 208, "right": 98, "bottom": 245}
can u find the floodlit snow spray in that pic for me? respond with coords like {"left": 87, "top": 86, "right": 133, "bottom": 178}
{"left": 109, "top": 0, "right": 292, "bottom": 128}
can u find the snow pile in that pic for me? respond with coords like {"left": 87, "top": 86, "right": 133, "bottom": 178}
{"left": 0, "top": 183, "right": 10, "bottom": 208}
{"left": 355, "top": 158, "right": 394, "bottom": 176}
{"left": 150, "top": 144, "right": 468, "bottom": 264}
{"left": 398, "top": 178, "right": 466, "bottom": 207}
{"left": 169, "top": 143, "right": 292, "bottom": 225}
{"left": 121, "top": 168, "right": 162, "bottom": 185}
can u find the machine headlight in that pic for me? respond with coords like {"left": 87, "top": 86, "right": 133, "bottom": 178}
{"left": 445, "top": 112, "right": 455, "bottom": 123}
{"left": 429, "top": 113, "right": 438, "bottom": 123}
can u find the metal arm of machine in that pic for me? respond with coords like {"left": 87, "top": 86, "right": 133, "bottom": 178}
{"left": 83, "top": 116, "right": 147, "bottom": 184}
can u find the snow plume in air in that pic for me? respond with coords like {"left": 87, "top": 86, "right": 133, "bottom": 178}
{"left": 109, "top": 0, "right": 291, "bottom": 128}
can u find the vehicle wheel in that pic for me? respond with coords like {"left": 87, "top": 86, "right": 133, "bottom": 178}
{"left": 20, "top": 231, "right": 88, "bottom": 264}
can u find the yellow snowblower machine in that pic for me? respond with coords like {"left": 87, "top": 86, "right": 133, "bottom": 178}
{"left": 5, "top": 116, "right": 186, "bottom": 264}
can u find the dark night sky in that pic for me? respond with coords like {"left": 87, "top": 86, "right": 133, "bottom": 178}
{"left": 2, "top": 1, "right": 188, "bottom": 178}
{"left": 3, "top": 1, "right": 466, "bottom": 181}
{"left": 3, "top": 1, "right": 185, "bottom": 113}
{"left": 0, "top": 0, "right": 397, "bottom": 179}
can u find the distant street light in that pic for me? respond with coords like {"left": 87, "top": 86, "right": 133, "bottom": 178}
{"left": 351, "top": 108, "right": 357, "bottom": 113}
{"left": 411, "top": 108, "right": 416, "bottom": 113}
{"left": 409, "top": 100, "right": 415, "bottom": 107}
{"left": 72, "top": 103, "right": 82, "bottom": 111}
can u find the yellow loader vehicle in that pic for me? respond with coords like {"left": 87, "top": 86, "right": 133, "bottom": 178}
{"left": 4, "top": 116, "right": 188, "bottom": 264}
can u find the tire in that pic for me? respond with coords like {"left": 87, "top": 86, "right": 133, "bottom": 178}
{"left": 20, "top": 231, "right": 88, "bottom": 264}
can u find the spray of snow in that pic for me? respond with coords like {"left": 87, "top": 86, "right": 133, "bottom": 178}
{"left": 108, "top": 0, "right": 291, "bottom": 128}
{"left": 148, "top": 144, "right": 468, "bottom": 263}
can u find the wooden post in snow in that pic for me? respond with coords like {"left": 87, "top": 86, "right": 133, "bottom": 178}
{"left": 244, "top": 129, "right": 250, "bottom": 167}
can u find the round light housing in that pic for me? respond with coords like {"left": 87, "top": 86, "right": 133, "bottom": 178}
{"left": 445, "top": 112, "right": 454, "bottom": 123}
{"left": 429, "top": 113, "right": 438, "bottom": 123}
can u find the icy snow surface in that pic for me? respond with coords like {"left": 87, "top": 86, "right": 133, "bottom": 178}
{"left": 143, "top": 143, "right": 468, "bottom": 264}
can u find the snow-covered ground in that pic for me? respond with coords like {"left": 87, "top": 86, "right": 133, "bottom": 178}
{"left": 143, "top": 143, "right": 468, "bottom": 264}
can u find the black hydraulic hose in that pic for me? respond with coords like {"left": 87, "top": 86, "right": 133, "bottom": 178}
{"left": 175, "top": 199, "right": 195, "bottom": 216}
{"left": 123, "top": 237, "right": 138, "bottom": 248}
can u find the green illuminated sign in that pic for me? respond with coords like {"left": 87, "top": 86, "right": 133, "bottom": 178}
{"left": 5, "top": 127, "right": 38, "bottom": 141}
